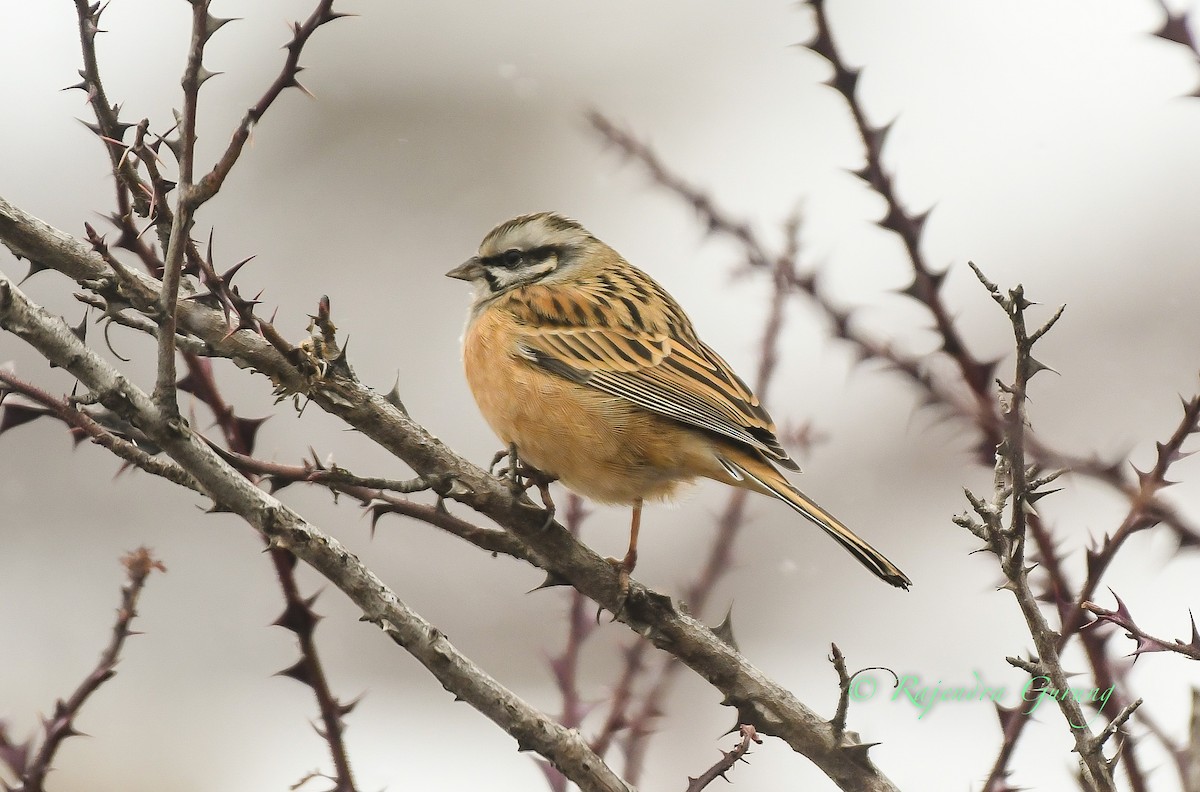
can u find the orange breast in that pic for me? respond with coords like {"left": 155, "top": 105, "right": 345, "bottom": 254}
{"left": 462, "top": 306, "right": 717, "bottom": 505}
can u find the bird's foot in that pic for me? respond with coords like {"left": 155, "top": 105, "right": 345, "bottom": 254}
{"left": 596, "top": 555, "right": 634, "bottom": 623}
{"left": 490, "top": 445, "right": 558, "bottom": 527}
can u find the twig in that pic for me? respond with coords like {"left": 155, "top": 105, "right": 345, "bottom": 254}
{"left": 74, "top": 291, "right": 213, "bottom": 356}
{"left": 14, "top": 548, "right": 164, "bottom": 792}
{"left": 829, "top": 644, "right": 852, "bottom": 741}
{"left": 71, "top": 1, "right": 363, "bottom": 768}
{"left": 201, "top": 442, "right": 532, "bottom": 561}
{"left": 175, "top": 350, "right": 359, "bottom": 791}
{"left": 1083, "top": 595, "right": 1200, "bottom": 661}
{"left": 683, "top": 724, "right": 760, "bottom": 792}
{"left": 192, "top": 0, "right": 346, "bottom": 205}
{"left": 957, "top": 266, "right": 1118, "bottom": 792}
{"left": 1069, "top": 393, "right": 1200, "bottom": 634}
{"left": 983, "top": 389, "right": 1200, "bottom": 792}
{"left": 0, "top": 369, "right": 202, "bottom": 493}
{"left": 70, "top": 0, "right": 150, "bottom": 217}
{"left": 153, "top": 0, "right": 217, "bottom": 417}
{"left": 807, "top": 0, "right": 1001, "bottom": 454}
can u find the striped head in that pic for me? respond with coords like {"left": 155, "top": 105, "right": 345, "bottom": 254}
{"left": 446, "top": 212, "right": 605, "bottom": 305}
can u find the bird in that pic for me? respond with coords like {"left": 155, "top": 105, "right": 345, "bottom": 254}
{"left": 447, "top": 212, "right": 911, "bottom": 595}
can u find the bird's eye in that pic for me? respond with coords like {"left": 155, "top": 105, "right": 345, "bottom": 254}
{"left": 500, "top": 249, "right": 523, "bottom": 268}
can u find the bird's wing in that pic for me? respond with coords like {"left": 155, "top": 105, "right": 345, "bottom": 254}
{"left": 504, "top": 272, "right": 797, "bottom": 469}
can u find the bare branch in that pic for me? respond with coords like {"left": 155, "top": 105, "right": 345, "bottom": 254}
{"left": 684, "top": 724, "right": 760, "bottom": 792}
{"left": 1083, "top": 595, "right": 1200, "bottom": 662}
{"left": 0, "top": 270, "right": 634, "bottom": 792}
{"left": 70, "top": 0, "right": 149, "bottom": 216}
{"left": 829, "top": 644, "right": 852, "bottom": 741}
{"left": 14, "top": 548, "right": 164, "bottom": 792}
{"left": 0, "top": 369, "right": 202, "bottom": 493}
{"left": 808, "top": 0, "right": 1000, "bottom": 448}
{"left": 961, "top": 267, "right": 1119, "bottom": 792}
{"left": 192, "top": 1, "right": 346, "bottom": 205}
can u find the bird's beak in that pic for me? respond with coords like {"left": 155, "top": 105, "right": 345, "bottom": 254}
{"left": 446, "top": 257, "right": 484, "bottom": 281}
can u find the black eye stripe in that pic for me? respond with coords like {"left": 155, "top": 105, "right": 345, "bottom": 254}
{"left": 482, "top": 245, "right": 559, "bottom": 269}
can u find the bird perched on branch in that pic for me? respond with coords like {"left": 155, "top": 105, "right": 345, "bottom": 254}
{"left": 448, "top": 212, "right": 910, "bottom": 598}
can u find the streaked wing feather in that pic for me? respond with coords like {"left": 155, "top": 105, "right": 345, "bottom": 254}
{"left": 508, "top": 270, "right": 795, "bottom": 466}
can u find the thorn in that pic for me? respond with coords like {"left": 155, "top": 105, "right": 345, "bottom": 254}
{"left": 384, "top": 374, "right": 407, "bottom": 414}
{"left": 0, "top": 403, "right": 52, "bottom": 436}
{"left": 1026, "top": 356, "right": 1057, "bottom": 378}
{"left": 233, "top": 415, "right": 268, "bottom": 453}
{"left": 839, "top": 741, "right": 880, "bottom": 765}
{"left": 195, "top": 65, "right": 222, "bottom": 86}
{"left": 527, "top": 571, "right": 571, "bottom": 592}
{"left": 329, "top": 336, "right": 352, "bottom": 374}
{"left": 276, "top": 658, "right": 315, "bottom": 687}
{"left": 273, "top": 596, "right": 320, "bottom": 637}
{"left": 363, "top": 502, "right": 391, "bottom": 538}
{"left": 910, "top": 208, "right": 934, "bottom": 239}
{"left": 203, "top": 13, "right": 239, "bottom": 40}
{"left": 17, "top": 258, "right": 50, "bottom": 284}
{"left": 337, "top": 694, "right": 362, "bottom": 718}
{"left": 995, "top": 703, "right": 1020, "bottom": 732}
{"left": 288, "top": 76, "right": 316, "bottom": 100}
{"left": 221, "top": 255, "right": 255, "bottom": 287}
{"left": 711, "top": 605, "right": 739, "bottom": 652}
{"left": 1026, "top": 487, "right": 1062, "bottom": 504}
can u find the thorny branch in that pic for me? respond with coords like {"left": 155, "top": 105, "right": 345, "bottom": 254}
{"left": 63, "top": 2, "right": 363, "bottom": 787}
{"left": 203, "top": 444, "right": 533, "bottom": 561}
{"left": 828, "top": 644, "right": 852, "bottom": 742}
{"left": 0, "top": 548, "right": 164, "bottom": 792}
{"left": 176, "top": 354, "right": 361, "bottom": 791}
{"left": 0, "top": 370, "right": 202, "bottom": 494}
{"left": 984, "top": 387, "right": 1200, "bottom": 792}
{"left": 0, "top": 270, "right": 635, "bottom": 792}
{"left": 683, "top": 725, "right": 761, "bottom": 792}
{"left": 954, "top": 266, "right": 1134, "bottom": 792}
{"left": 591, "top": 10, "right": 1200, "bottom": 789}
{"left": 1083, "top": 594, "right": 1200, "bottom": 662}
{"left": 808, "top": 0, "right": 1000, "bottom": 443}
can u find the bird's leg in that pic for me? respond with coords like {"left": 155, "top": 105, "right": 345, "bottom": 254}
{"left": 620, "top": 498, "right": 642, "bottom": 581}
{"left": 601, "top": 498, "right": 642, "bottom": 621}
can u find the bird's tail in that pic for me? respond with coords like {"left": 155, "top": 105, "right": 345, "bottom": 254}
{"left": 715, "top": 451, "right": 912, "bottom": 590}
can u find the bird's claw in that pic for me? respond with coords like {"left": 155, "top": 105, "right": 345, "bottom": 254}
{"left": 595, "top": 556, "right": 633, "bottom": 623}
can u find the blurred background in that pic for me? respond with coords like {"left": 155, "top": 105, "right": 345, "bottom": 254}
{"left": 3, "top": 1, "right": 1200, "bottom": 790}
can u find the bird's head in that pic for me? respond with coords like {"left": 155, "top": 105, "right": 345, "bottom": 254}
{"left": 446, "top": 212, "right": 605, "bottom": 302}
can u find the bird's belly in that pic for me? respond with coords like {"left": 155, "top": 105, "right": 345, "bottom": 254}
{"left": 464, "top": 327, "right": 714, "bottom": 504}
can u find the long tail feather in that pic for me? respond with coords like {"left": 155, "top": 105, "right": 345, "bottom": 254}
{"left": 719, "top": 453, "right": 912, "bottom": 590}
